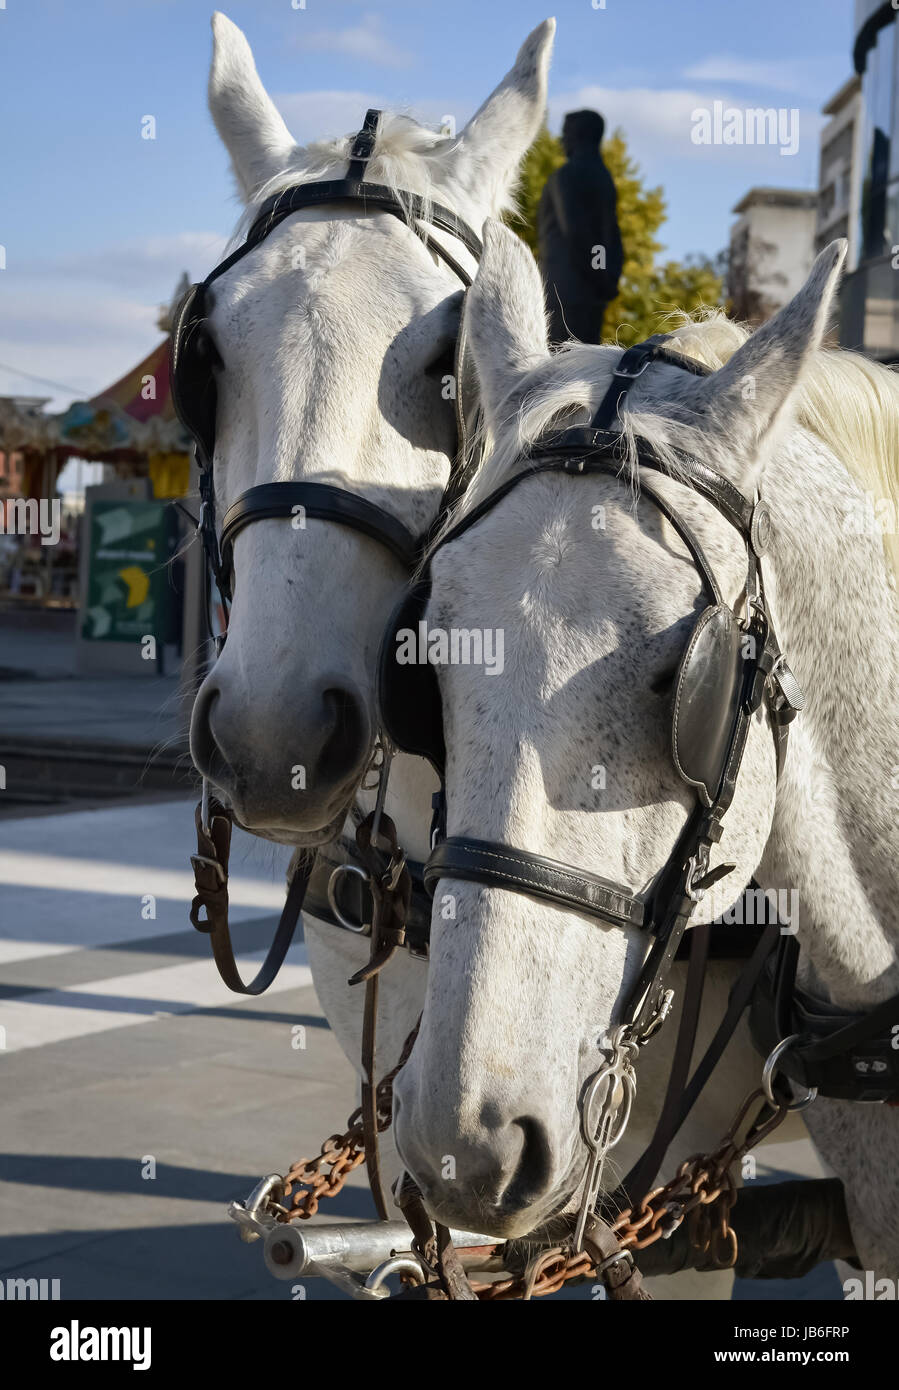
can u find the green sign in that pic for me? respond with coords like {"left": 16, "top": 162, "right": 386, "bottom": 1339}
{"left": 82, "top": 500, "right": 177, "bottom": 643}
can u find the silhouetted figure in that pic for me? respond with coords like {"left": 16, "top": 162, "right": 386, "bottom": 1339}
{"left": 537, "top": 110, "right": 623, "bottom": 344}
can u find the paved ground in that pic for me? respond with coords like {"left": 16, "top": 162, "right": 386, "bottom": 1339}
{"left": 0, "top": 794, "right": 845, "bottom": 1301}
{"left": 0, "top": 609, "right": 183, "bottom": 750}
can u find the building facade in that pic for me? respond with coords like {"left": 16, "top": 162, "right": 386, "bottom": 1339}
{"left": 816, "top": 75, "right": 863, "bottom": 262}
{"left": 839, "top": 0, "right": 899, "bottom": 361}
{"left": 728, "top": 188, "right": 818, "bottom": 325}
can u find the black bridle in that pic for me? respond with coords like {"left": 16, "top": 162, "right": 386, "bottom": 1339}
{"left": 181, "top": 109, "right": 483, "bottom": 996}
{"left": 417, "top": 336, "right": 801, "bottom": 1041}
{"left": 376, "top": 333, "right": 808, "bottom": 1218}
{"left": 171, "top": 108, "right": 484, "bottom": 635}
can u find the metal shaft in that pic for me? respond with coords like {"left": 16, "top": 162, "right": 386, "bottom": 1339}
{"left": 263, "top": 1220, "right": 496, "bottom": 1281}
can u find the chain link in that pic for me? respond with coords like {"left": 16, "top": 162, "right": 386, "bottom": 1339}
{"left": 272, "top": 1021, "right": 419, "bottom": 1223}
{"left": 260, "top": 1023, "right": 786, "bottom": 1297}
{"left": 470, "top": 1087, "right": 788, "bottom": 1299}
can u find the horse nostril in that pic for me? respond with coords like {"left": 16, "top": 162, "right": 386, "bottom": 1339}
{"left": 190, "top": 682, "right": 236, "bottom": 788}
{"left": 190, "top": 681, "right": 220, "bottom": 777}
{"left": 316, "top": 686, "right": 367, "bottom": 783}
{"left": 501, "top": 1116, "right": 554, "bottom": 1212}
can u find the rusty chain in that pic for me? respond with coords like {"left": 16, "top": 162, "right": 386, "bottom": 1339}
{"left": 470, "top": 1086, "right": 789, "bottom": 1299}
{"left": 265, "top": 1013, "right": 787, "bottom": 1298}
{"left": 271, "top": 1020, "right": 420, "bottom": 1222}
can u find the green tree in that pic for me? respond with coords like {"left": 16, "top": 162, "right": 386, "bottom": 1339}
{"left": 505, "top": 127, "right": 724, "bottom": 343}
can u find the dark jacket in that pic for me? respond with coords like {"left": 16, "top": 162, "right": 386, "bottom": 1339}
{"left": 538, "top": 149, "right": 623, "bottom": 340}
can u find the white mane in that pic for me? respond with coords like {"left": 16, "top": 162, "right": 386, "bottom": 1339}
{"left": 450, "top": 309, "right": 899, "bottom": 589}
{"left": 232, "top": 112, "right": 519, "bottom": 254}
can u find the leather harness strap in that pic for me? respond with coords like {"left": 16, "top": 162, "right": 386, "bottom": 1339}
{"left": 424, "top": 837, "right": 646, "bottom": 928}
{"left": 617, "top": 916, "right": 783, "bottom": 1207}
{"left": 582, "top": 1215, "right": 652, "bottom": 1300}
{"left": 623, "top": 921, "right": 710, "bottom": 1209}
{"left": 190, "top": 798, "right": 311, "bottom": 996}
{"left": 219, "top": 481, "right": 419, "bottom": 576}
{"left": 346, "top": 812, "right": 412, "bottom": 1222}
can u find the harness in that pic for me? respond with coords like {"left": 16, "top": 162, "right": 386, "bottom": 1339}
{"left": 376, "top": 333, "right": 899, "bottom": 1235}
{"left": 175, "top": 110, "right": 483, "bottom": 994}
{"left": 177, "top": 147, "right": 898, "bottom": 1281}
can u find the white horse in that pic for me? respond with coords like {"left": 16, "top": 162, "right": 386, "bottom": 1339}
{"left": 187, "top": 11, "right": 556, "bottom": 1211}
{"left": 392, "top": 218, "right": 899, "bottom": 1282}
{"left": 190, "top": 17, "right": 793, "bottom": 1300}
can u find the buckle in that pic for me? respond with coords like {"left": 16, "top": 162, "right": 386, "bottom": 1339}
{"left": 685, "top": 849, "right": 710, "bottom": 901}
{"left": 595, "top": 1245, "right": 634, "bottom": 1278}
{"left": 191, "top": 853, "right": 225, "bottom": 885}
{"left": 769, "top": 654, "right": 805, "bottom": 714}
{"left": 326, "top": 863, "right": 371, "bottom": 935}
{"left": 613, "top": 356, "right": 652, "bottom": 380}
{"left": 638, "top": 988, "right": 674, "bottom": 1043}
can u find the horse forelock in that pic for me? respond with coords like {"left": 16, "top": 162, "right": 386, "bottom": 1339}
{"left": 228, "top": 112, "right": 495, "bottom": 256}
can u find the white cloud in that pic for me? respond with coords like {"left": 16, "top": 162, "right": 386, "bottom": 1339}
{"left": 0, "top": 290, "right": 161, "bottom": 408}
{"left": 17, "top": 232, "right": 230, "bottom": 290}
{"left": 549, "top": 86, "right": 824, "bottom": 167}
{"left": 0, "top": 233, "right": 233, "bottom": 408}
{"left": 275, "top": 89, "right": 389, "bottom": 143}
{"left": 683, "top": 55, "right": 837, "bottom": 98}
{"left": 297, "top": 13, "right": 414, "bottom": 71}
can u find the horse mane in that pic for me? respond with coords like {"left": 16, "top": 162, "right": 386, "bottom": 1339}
{"left": 450, "top": 308, "right": 899, "bottom": 589}
{"left": 229, "top": 113, "right": 503, "bottom": 251}
{"left": 664, "top": 311, "right": 899, "bottom": 588}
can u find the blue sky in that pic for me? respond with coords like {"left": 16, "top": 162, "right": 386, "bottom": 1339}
{"left": 0, "top": 0, "right": 854, "bottom": 409}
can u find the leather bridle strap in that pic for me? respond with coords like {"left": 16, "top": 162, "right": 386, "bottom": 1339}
{"left": 621, "top": 920, "right": 709, "bottom": 1207}
{"left": 590, "top": 334, "right": 713, "bottom": 432}
{"left": 531, "top": 431, "right": 758, "bottom": 542}
{"left": 190, "top": 798, "right": 312, "bottom": 995}
{"left": 424, "top": 837, "right": 646, "bottom": 929}
{"left": 220, "top": 481, "right": 420, "bottom": 577}
{"left": 237, "top": 180, "right": 484, "bottom": 273}
{"left": 616, "top": 915, "right": 782, "bottom": 1206}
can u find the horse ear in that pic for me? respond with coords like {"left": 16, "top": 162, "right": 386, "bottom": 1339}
{"left": 672, "top": 240, "right": 848, "bottom": 488}
{"left": 465, "top": 219, "right": 549, "bottom": 425}
{"left": 208, "top": 12, "right": 300, "bottom": 201}
{"left": 444, "top": 20, "right": 555, "bottom": 216}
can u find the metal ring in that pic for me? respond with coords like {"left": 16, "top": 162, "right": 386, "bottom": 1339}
{"left": 327, "top": 863, "right": 371, "bottom": 934}
{"left": 762, "top": 1034, "right": 817, "bottom": 1112}
{"left": 580, "top": 1063, "right": 635, "bottom": 1153}
{"left": 364, "top": 1254, "right": 426, "bottom": 1294}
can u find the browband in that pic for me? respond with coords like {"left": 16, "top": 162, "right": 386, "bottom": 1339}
{"left": 204, "top": 181, "right": 483, "bottom": 296}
